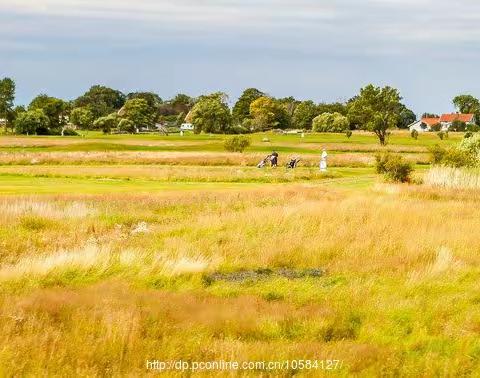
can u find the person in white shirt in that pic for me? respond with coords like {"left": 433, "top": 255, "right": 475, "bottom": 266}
{"left": 320, "top": 148, "right": 328, "bottom": 172}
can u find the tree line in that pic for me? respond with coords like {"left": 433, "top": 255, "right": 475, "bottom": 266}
{"left": 1, "top": 77, "right": 478, "bottom": 144}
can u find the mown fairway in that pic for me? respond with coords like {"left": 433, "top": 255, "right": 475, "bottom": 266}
{"left": 0, "top": 131, "right": 479, "bottom": 376}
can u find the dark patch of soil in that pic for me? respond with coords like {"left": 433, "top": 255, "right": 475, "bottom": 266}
{"left": 203, "top": 268, "right": 324, "bottom": 285}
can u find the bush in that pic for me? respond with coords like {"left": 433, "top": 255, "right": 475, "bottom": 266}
{"left": 411, "top": 129, "right": 418, "bottom": 140}
{"left": 437, "top": 131, "right": 445, "bottom": 140}
{"left": 428, "top": 144, "right": 474, "bottom": 168}
{"left": 431, "top": 123, "right": 442, "bottom": 132}
{"left": 345, "top": 130, "right": 352, "bottom": 139}
{"left": 312, "top": 112, "right": 349, "bottom": 132}
{"left": 467, "top": 124, "right": 480, "bottom": 132}
{"left": 451, "top": 120, "right": 466, "bottom": 132}
{"left": 224, "top": 135, "right": 251, "bottom": 152}
{"left": 465, "top": 131, "right": 473, "bottom": 139}
{"left": 375, "top": 153, "right": 413, "bottom": 183}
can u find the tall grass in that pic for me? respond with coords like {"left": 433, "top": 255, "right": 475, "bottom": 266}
{"left": 425, "top": 166, "right": 480, "bottom": 189}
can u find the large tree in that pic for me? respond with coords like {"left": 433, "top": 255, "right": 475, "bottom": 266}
{"left": 398, "top": 105, "right": 417, "bottom": 129}
{"left": 0, "top": 78, "right": 15, "bottom": 132}
{"left": 249, "top": 96, "right": 289, "bottom": 131}
{"left": 453, "top": 94, "right": 480, "bottom": 114}
{"left": 232, "top": 88, "right": 264, "bottom": 123}
{"left": 292, "top": 100, "right": 318, "bottom": 129}
{"left": 120, "top": 98, "right": 156, "bottom": 131}
{"left": 70, "top": 107, "right": 94, "bottom": 131}
{"left": 14, "top": 109, "right": 50, "bottom": 135}
{"left": 347, "top": 84, "right": 403, "bottom": 145}
{"left": 188, "top": 95, "right": 231, "bottom": 134}
{"left": 28, "top": 95, "right": 68, "bottom": 130}
{"left": 75, "top": 85, "right": 125, "bottom": 118}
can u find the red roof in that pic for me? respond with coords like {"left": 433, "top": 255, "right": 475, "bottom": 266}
{"left": 439, "top": 113, "right": 474, "bottom": 123}
{"left": 421, "top": 117, "right": 440, "bottom": 126}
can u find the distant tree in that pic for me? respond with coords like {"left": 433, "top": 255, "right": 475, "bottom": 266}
{"left": 292, "top": 100, "right": 318, "bottom": 130}
{"left": 121, "top": 98, "right": 156, "bottom": 131}
{"left": 317, "top": 102, "right": 347, "bottom": 116}
{"left": 159, "top": 94, "right": 195, "bottom": 117}
{"left": 70, "top": 107, "right": 94, "bottom": 131}
{"left": 29, "top": 95, "right": 68, "bottom": 130}
{"left": 15, "top": 109, "right": 50, "bottom": 135}
{"left": 450, "top": 120, "right": 467, "bottom": 132}
{"left": 431, "top": 123, "right": 442, "bottom": 132}
{"left": 347, "top": 84, "right": 403, "bottom": 145}
{"left": 453, "top": 94, "right": 480, "bottom": 114}
{"left": 93, "top": 113, "right": 119, "bottom": 134}
{"left": 189, "top": 95, "right": 231, "bottom": 134}
{"left": 232, "top": 88, "right": 264, "bottom": 123}
{"left": 126, "top": 92, "right": 162, "bottom": 119}
{"left": 276, "top": 96, "right": 299, "bottom": 123}
{"left": 249, "top": 96, "right": 289, "bottom": 131}
{"left": 422, "top": 113, "right": 439, "bottom": 118}
{"left": 118, "top": 118, "right": 136, "bottom": 134}
{"left": 398, "top": 106, "right": 417, "bottom": 129}
{"left": 0, "top": 77, "right": 15, "bottom": 132}
{"left": 312, "top": 112, "right": 349, "bottom": 132}
{"left": 74, "top": 85, "right": 125, "bottom": 118}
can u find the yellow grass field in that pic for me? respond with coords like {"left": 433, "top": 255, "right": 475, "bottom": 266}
{"left": 0, "top": 132, "right": 477, "bottom": 376}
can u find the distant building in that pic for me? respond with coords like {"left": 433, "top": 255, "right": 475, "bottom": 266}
{"left": 180, "top": 123, "right": 194, "bottom": 131}
{"left": 409, "top": 113, "right": 475, "bottom": 132}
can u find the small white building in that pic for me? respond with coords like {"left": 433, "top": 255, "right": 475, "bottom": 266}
{"left": 408, "top": 117, "right": 441, "bottom": 132}
{"left": 180, "top": 123, "right": 194, "bottom": 131}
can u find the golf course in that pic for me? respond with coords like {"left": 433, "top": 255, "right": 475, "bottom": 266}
{"left": 0, "top": 130, "right": 479, "bottom": 376}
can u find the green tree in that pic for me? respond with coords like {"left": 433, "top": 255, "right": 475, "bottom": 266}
{"left": 0, "top": 78, "right": 15, "bottom": 132}
{"left": 249, "top": 96, "right": 289, "bottom": 131}
{"left": 93, "top": 113, "right": 119, "bottom": 134}
{"left": 317, "top": 102, "right": 347, "bottom": 116}
{"left": 189, "top": 95, "right": 231, "bottom": 134}
{"left": 312, "top": 112, "right": 349, "bottom": 132}
{"left": 70, "top": 107, "right": 94, "bottom": 131}
{"left": 14, "top": 109, "right": 50, "bottom": 135}
{"left": 398, "top": 106, "right": 417, "bottom": 129}
{"left": 120, "top": 98, "right": 156, "bottom": 132}
{"left": 453, "top": 94, "right": 480, "bottom": 114}
{"left": 292, "top": 100, "right": 318, "bottom": 129}
{"left": 232, "top": 88, "right": 264, "bottom": 123}
{"left": 29, "top": 95, "right": 68, "bottom": 130}
{"left": 347, "top": 84, "right": 403, "bottom": 145}
{"left": 75, "top": 85, "right": 125, "bottom": 118}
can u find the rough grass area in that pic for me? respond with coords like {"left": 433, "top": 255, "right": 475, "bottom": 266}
{"left": 0, "top": 132, "right": 478, "bottom": 376}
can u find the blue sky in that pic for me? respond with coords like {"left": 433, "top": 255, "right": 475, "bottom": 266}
{"left": 2, "top": 0, "right": 480, "bottom": 114}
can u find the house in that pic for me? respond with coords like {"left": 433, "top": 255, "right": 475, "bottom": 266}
{"left": 408, "top": 117, "right": 441, "bottom": 132}
{"left": 439, "top": 113, "right": 475, "bottom": 130}
{"left": 180, "top": 123, "right": 194, "bottom": 131}
{"left": 409, "top": 113, "right": 476, "bottom": 132}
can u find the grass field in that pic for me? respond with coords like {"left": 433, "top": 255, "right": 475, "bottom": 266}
{"left": 0, "top": 131, "right": 478, "bottom": 376}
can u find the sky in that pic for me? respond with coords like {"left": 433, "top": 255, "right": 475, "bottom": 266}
{"left": 2, "top": 0, "right": 480, "bottom": 114}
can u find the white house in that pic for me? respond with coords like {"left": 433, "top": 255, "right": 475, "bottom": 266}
{"left": 409, "top": 113, "right": 476, "bottom": 132}
{"left": 180, "top": 123, "right": 194, "bottom": 131}
{"left": 408, "top": 117, "right": 441, "bottom": 132}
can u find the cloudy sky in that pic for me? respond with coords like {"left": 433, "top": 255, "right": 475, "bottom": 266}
{"left": 2, "top": 0, "right": 480, "bottom": 113}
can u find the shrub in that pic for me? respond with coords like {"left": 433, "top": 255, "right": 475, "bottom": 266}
{"left": 375, "top": 153, "right": 413, "bottom": 183}
{"left": 411, "top": 129, "right": 418, "bottom": 140}
{"left": 428, "top": 144, "right": 474, "bottom": 168}
{"left": 451, "top": 120, "right": 466, "bottom": 132}
{"left": 312, "top": 112, "right": 349, "bottom": 132}
{"left": 467, "top": 124, "right": 480, "bottom": 132}
{"left": 431, "top": 123, "right": 442, "bottom": 132}
{"left": 437, "top": 131, "right": 445, "bottom": 140}
{"left": 224, "top": 135, "right": 251, "bottom": 152}
{"left": 465, "top": 131, "right": 473, "bottom": 139}
{"left": 345, "top": 130, "right": 352, "bottom": 139}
